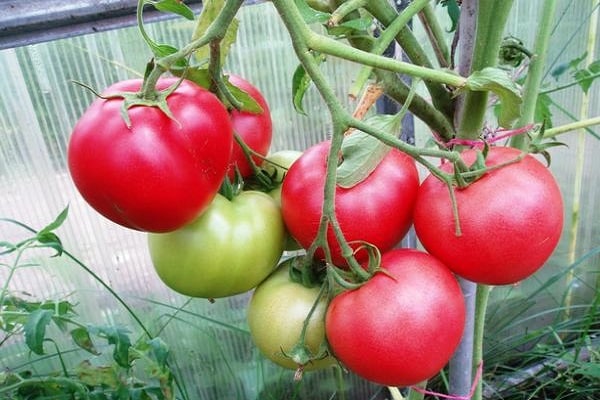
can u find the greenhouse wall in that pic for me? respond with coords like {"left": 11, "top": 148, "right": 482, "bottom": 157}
{"left": 0, "top": 1, "right": 599, "bottom": 399}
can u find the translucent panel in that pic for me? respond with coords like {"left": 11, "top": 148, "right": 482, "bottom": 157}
{"left": 0, "top": 1, "right": 599, "bottom": 398}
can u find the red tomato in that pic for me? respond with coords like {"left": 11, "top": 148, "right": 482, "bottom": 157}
{"left": 325, "top": 249, "right": 466, "bottom": 387}
{"left": 68, "top": 78, "right": 233, "bottom": 233}
{"left": 227, "top": 75, "right": 273, "bottom": 178}
{"left": 413, "top": 146, "right": 564, "bottom": 285}
{"left": 280, "top": 140, "right": 419, "bottom": 266}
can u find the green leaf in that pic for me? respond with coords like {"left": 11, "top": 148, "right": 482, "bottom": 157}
{"left": 192, "top": 0, "right": 239, "bottom": 64}
{"left": 38, "top": 206, "right": 69, "bottom": 234}
{"left": 71, "top": 327, "right": 100, "bottom": 355}
{"left": 145, "top": 337, "right": 170, "bottom": 366}
{"left": 225, "top": 76, "right": 264, "bottom": 114}
{"left": 534, "top": 92, "right": 553, "bottom": 128}
{"left": 294, "top": 0, "right": 331, "bottom": 24}
{"left": 75, "top": 360, "right": 119, "bottom": 387}
{"left": 90, "top": 325, "right": 133, "bottom": 368}
{"left": 336, "top": 113, "right": 402, "bottom": 188}
{"left": 151, "top": 0, "right": 195, "bottom": 20}
{"left": 438, "top": 0, "right": 460, "bottom": 32}
{"left": 327, "top": 17, "right": 373, "bottom": 37}
{"left": 466, "top": 67, "right": 522, "bottom": 128}
{"left": 291, "top": 53, "right": 325, "bottom": 115}
{"left": 171, "top": 65, "right": 211, "bottom": 89}
{"left": 24, "top": 309, "right": 53, "bottom": 355}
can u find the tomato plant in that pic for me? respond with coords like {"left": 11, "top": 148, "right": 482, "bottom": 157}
{"left": 247, "top": 257, "right": 334, "bottom": 371}
{"left": 281, "top": 140, "right": 419, "bottom": 266}
{"left": 227, "top": 75, "right": 273, "bottom": 178}
{"left": 147, "top": 191, "right": 285, "bottom": 298}
{"left": 325, "top": 249, "right": 466, "bottom": 387}
{"left": 68, "top": 78, "right": 233, "bottom": 233}
{"left": 413, "top": 146, "right": 564, "bottom": 285}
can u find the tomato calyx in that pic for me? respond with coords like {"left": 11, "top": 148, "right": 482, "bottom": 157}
{"left": 73, "top": 77, "right": 183, "bottom": 128}
{"left": 287, "top": 255, "right": 327, "bottom": 289}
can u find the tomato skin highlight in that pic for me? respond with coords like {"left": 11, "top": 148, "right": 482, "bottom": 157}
{"left": 413, "top": 146, "right": 564, "bottom": 285}
{"left": 227, "top": 75, "right": 273, "bottom": 178}
{"left": 147, "top": 191, "right": 285, "bottom": 298}
{"left": 325, "top": 249, "right": 466, "bottom": 387}
{"left": 280, "top": 140, "right": 420, "bottom": 266}
{"left": 247, "top": 258, "right": 335, "bottom": 371}
{"left": 68, "top": 78, "right": 233, "bottom": 233}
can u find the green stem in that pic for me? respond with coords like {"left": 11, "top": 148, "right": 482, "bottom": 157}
{"left": 458, "top": 1, "right": 515, "bottom": 139}
{"left": 365, "top": 0, "right": 455, "bottom": 119}
{"left": 407, "top": 382, "right": 426, "bottom": 400}
{"left": 305, "top": 30, "right": 466, "bottom": 88}
{"left": 350, "top": 0, "right": 430, "bottom": 97}
{"left": 540, "top": 71, "right": 600, "bottom": 95}
{"left": 510, "top": 0, "right": 558, "bottom": 149}
{"left": 418, "top": 2, "right": 451, "bottom": 67}
{"left": 141, "top": 0, "right": 245, "bottom": 98}
{"left": 329, "top": 0, "right": 368, "bottom": 26}
{"left": 472, "top": 285, "right": 491, "bottom": 400}
{"left": 543, "top": 116, "right": 600, "bottom": 138}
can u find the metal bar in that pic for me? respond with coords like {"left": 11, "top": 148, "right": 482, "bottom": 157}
{"left": 0, "top": 0, "right": 203, "bottom": 50}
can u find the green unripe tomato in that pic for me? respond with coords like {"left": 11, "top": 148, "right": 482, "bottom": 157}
{"left": 247, "top": 257, "right": 335, "bottom": 371}
{"left": 148, "top": 191, "right": 285, "bottom": 298}
{"left": 264, "top": 150, "right": 303, "bottom": 251}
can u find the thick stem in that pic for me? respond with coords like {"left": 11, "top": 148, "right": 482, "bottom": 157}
{"left": 350, "top": 0, "right": 429, "bottom": 97}
{"left": 305, "top": 30, "right": 466, "bottom": 88}
{"left": 458, "top": 1, "right": 514, "bottom": 138}
{"left": 510, "top": 0, "right": 558, "bottom": 149}
{"left": 366, "top": 0, "right": 455, "bottom": 119}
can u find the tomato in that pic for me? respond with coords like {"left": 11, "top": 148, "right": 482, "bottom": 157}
{"left": 413, "top": 146, "right": 564, "bottom": 285}
{"left": 147, "top": 191, "right": 285, "bottom": 298}
{"left": 68, "top": 78, "right": 233, "bottom": 233}
{"left": 247, "top": 257, "right": 334, "bottom": 371}
{"left": 281, "top": 140, "right": 420, "bottom": 266}
{"left": 227, "top": 75, "right": 273, "bottom": 178}
{"left": 263, "top": 150, "right": 303, "bottom": 251}
{"left": 325, "top": 249, "right": 465, "bottom": 387}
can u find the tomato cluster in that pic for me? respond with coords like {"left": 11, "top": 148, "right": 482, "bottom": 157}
{"left": 68, "top": 74, "right": 564, "bottom": 389}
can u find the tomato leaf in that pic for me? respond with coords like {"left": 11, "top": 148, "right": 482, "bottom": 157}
{"left": 437, "top": 0, "right": 460, "bottom": 32}
{"left": 291, "top": 53, "right": 324, "bottom": 115}
{"left": 192, "top": 0, "right": 239, "bottom": 64}
{"left": 224, "top": 76, "right": 264, "bottom": 114}
{"left": 89, "top": 325, "right": 133, "bottom": 368}
{"left": 294, "top": 0, "right": 331, "bottom": 24}
{"left": 24, "top": 309, "right": 53, "bottom": 355}
{"left": 466, "top": 67, "right": 522, "bottom": 128}
{"left": 336, "top": 113, "right": 402, "bottom": 189}
{"left": 150, "top": 0, "right": 195, "bottom": 20}
{"left": 71, "top": 327, "right": 100, "bottom": 355}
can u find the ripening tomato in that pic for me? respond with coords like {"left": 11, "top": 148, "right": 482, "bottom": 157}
{"left": 247, "top": 257, "right": 335, "bottom": 371}
{"left": 147, "top": 191, "right": 285, "bottom": 298}
{"left": 227, "top": 75, "right": 273, "bottom": 178}
{"left": 325, "top": 249, "right": 466, "bottom": 387}
{"left": 68, "top": 78, "right": 233, "bottom": 233}
{"left": 413, "top": 146, "right": 564, "bottom": 285}
{"left": 281, "top": 140, "right": 419, "bottom": 266}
